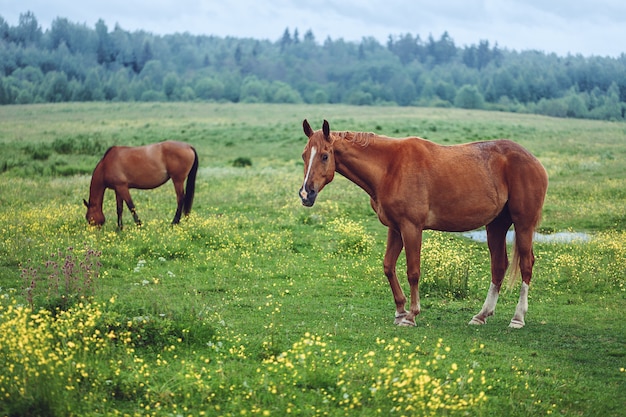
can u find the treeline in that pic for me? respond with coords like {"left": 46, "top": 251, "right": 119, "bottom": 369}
{"left": 1, "top": 11, "right": 626, "bottom": 120}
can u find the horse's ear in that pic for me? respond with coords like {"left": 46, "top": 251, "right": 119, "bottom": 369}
{"left": 303, "top": 119, "right": 314, "bottom": 138}
{"left": 322, "top": 120, "right": 330, "bottom": 141}
{"left": 83, "top": 199, "right": 89, "bottom": 208}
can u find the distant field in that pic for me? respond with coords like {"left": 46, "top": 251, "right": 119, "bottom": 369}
{"left": 0, "top": 103, "right": 624, "bottom": 416}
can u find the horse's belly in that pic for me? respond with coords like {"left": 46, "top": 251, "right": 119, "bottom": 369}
{"left": 128, "top": 172, "right": 170, "bottom": 189}
{"left": 425, "top": 204, "right": 501, "bottom": 232}
{"left": 426, "top": 218, "right": 494, "bottom": 232}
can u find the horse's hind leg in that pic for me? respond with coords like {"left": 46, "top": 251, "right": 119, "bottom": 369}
{"left": 470, "top": 211, "right": 512, "bottom": 325}
{"left": 509, "top": 226, "right": 535, "bottom": 328}
{"left": 171, "top": 179, "right": 185, "bottom": 224}
{"left": 115, "top": 192, "right": 125, "bottom": 229}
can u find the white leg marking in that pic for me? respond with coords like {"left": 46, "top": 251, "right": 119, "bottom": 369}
{"left": 469, "top": 282, "right": 500, "bottom": 325}
{"left": 510, "top": 282, "right": 529, "bottom": 329}
{"left": 394, "top": 310, "right": 408, "bottom": 321}
{"left": 396, "top": 310, "right": 416, "bottom": 327}
{"left": 299, "top": 146, "right": 317, "bottom": 199}
{"left": 398, "top": 317, "right": 416, "bottom": 327}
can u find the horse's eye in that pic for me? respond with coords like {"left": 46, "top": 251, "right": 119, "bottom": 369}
{"left": 321, "top": 153, "right": 329, "bottom": 162}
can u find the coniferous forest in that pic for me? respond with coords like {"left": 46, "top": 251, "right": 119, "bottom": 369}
{"left": 1, "top": 11, "right": 625, "bottom": 120}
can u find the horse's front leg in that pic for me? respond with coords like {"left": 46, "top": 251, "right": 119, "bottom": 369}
{"left": 115, "top": 192, "right": 125, "bottom": 230}
{"left": 116, "top": 187, "right": 141, "bottom": 228}
{"left": 398, "top": 226, "right": 423, "bottom": 327}
{"left": 383, "top": 229, "right": 407, "bottom": 324}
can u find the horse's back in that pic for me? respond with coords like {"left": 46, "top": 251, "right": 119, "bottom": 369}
{"left": 100, "top": 141, "right": 195, "bottom": 189}
{"left": 398, "top": 138, "right": 547, "bottom": 231}
{"left": 444, "top": 139, "right": 546, "bottom": 191}
{"left": 452, "top": 139, "right": 547, "bottom": 226}
{"left": 463, "top": 139, "right": 548, "bottom": 206}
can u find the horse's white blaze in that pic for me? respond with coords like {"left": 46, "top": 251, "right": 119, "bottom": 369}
{"left": 300, "top": 146, "right": 317, "bottom": 198}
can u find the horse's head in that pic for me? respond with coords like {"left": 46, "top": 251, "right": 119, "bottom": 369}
{"left": 299, "top": 119, "right": 336, "bottom": 207}
{"left": 84, "top": 199, "right": 105, "bottom": 226}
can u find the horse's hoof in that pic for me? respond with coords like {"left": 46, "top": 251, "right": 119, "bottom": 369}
{"left": 509, "top": 319, "right": 525, "bottom": 329}
{"left": 394, "top": 312, "right": 408, "bottom": 325}
{"left": 469, "top": 316, "right": 486, "bottom": 325}
{"left": 397, "top": 317, "right": 416, "bottom": 327}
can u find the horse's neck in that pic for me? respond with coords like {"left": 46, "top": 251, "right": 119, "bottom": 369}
{"left": 88, "top": 163, "right": 106, "bottom": 207}
{"left": 333, "top": 134, "right": 390, "bottom": 199}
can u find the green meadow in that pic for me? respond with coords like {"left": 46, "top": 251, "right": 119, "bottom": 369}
{"left": 0, "top": 102, "right": 624, "bottom": 416}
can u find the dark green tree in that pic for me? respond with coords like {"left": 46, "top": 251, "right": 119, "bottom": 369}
{"left": 388, "top": 33, "right": 424, "bottom": 65}
{"left": 303, "top": 29, "right": 315, "bottom": 44}
{"left": 49, "top": 17, "right": 72, "bottom": 50}
{"left": 195, "top": 77, "right": 224, "bottom": 100}
{"left": 163, "top": 72, "right": 179, "bottom": 100}
{"left": 240, "top": 75, "right": 267, "bottom": 102}
{"left": 234, "top": 44, "right": 243, "bottom": 65}
{"left": 42, "top": 71, "right": 71, "bottom": 102}
{"left": 454, "top": 84, "right": 484, "bottom": 109}
{"left": 279, "top": 28, "right": 292, "bottom": 52}
{"left": 269, "top": 81, "right": 302, "bottom": 103}
{"left": 0, "top": 16, "right": 9, "bottom": 41}
{"left": 96, "top": 19, "right": 114, "bottom": 65}
{"left": 12, "top": 11, "right": 42, "bottom": 46}
{"left": 565, "top": 90, "right": 588, "bottom": 118}
{"left": 75, "top": 68, "right": 104, "bottom": 101}
{"left": 428, "top": 32, "right": 456, "bottom": 65}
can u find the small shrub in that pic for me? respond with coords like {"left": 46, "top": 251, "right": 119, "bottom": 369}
{"left": 22, "top": 144, "right": 52, "bottom": 161}
{"left": 50, "top": 164, "right": 94, "bottom": 176}
{"left": 51, "top": 134, "right": 109, "bottom": 155}
{"left": 51, "top": 137, "right": 75, "bottom": 154}
{"left": 232, "top": 156, "right": 252, "bottom": 167}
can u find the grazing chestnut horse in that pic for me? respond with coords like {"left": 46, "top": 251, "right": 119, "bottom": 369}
{"left": 84, "top": 141, "right": 198, "bottom": 229}
{"left": 299, "top": 120, "right": 548, "bottom": 328}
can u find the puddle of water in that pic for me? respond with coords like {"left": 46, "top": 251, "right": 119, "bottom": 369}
{"left": 461, "top": 230, "right": 591, "bottom": 244}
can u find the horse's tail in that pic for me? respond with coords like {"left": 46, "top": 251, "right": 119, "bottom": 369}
{"left": 506, "top": 212, "right": 542, "bottom": 291}
{"left": 506, "top": 242, "right": 521, "bottom": 291}
{"left": 183, "top": 148, "right": 198, "bottom": 216}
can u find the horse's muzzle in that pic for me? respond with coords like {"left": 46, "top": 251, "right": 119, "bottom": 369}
{"left": 299, "top": 187, "right": 317, "bottom": 207}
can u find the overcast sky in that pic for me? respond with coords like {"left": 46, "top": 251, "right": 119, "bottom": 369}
{"left": 2, "top": 0, "right": 625, "bottom": 57}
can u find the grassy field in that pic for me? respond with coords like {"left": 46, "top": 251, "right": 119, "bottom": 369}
{"left": 0, "top": 102, "right": 625, "bottom": 416}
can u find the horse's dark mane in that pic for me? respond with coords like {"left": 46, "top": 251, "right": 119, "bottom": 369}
{"left": 102, "top": 146, "right": 114, "bottom": 158}
{"left": 335, "top": 131, "right": 377, "bottom": 147}
{"left": 97, "top": 146, "right": 115, "bottom": 164}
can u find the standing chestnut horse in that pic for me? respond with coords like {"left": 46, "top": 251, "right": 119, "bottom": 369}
{"left": 299, "top": 120, "right": 548, "bottom": 328}
{"left": 84, "top": 141, "right": 198, "bottom": 229}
